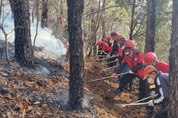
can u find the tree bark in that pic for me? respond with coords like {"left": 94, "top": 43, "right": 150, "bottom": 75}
{"left": 101, "top": 0, "right": 106, "bottom": 38}
{"left": 0, "top": 0, "right": 2, "bottom": 19}
{"left": 89, "top": 18, "right": 96, "bottom": 56}
{"left": 10, "top": 0, "right": 33, "bottom": 66}
{"left": 129, "top": 0, "right": 136, "bottom": 39}
{"left": 67, "top": 0, "right": 84, "bottom": 110}
{"left": 32, "top": 0, "right": 39, "bottom": 58}
{"left": 9, "top": 0, "right": 14, "bottom": 17}
{"left": 169, "top": 0, "right": 178, "bottom": 117}
{"left": 31, "top": 0, "right": 37, "bottom": 23}
{"left": 87, "top": 0, "right": 103, "bottom": 57}
{"left": 41, "top": 0, "right": 48, "bottom": 28}
{"left": 0, "top": 25, "right": 10, "bottom": 64}
{"left": 144, "top": 0, "right": 156, "bottom": 53}
{"left": 60, "top": 0, "right": 63, "bottom": 14}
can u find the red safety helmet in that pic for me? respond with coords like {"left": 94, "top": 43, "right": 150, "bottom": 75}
{"left": 110, "top": 32, "right": 118, "bottom": 37}
{"left": 116, "top": 35, "right": 124, "bottom": 41}
{"left": 106, "top": 36, "right": 111, "bottom": 41}
{"left": 124, "top": 40, "right": 135, "bottom": 48}
{"left": 144, "top": 52, "right": 157, "bottom": 65}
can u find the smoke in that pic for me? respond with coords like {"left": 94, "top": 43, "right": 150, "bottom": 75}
{"left": 0, "top": 1, "right": 66, "bottom": 56}
{"left": 82, "top": 94, "right": 92, "bottom": 108}
{"left": 53, "top": 90, "right": 69, "bottom": 105}
{"left": 35, "top": 67, "right": 50, "bottom": 77}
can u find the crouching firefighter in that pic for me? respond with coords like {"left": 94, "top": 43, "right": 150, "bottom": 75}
{"left": 143, "top": 65, "right": 168, "bottom": 118}
{"left": 112, "top": 40, "right": 148, "bottom": 99}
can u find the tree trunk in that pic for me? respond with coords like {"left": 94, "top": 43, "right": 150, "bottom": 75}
{"left": 11, "top": 0, "right": 33, "bottom": 66}
{"left": 144, "top": 0, "right": 156, "bottom": 53}
{"left": 101, "top": 0, "right": 106, "bottom": 38}
{"left": 0, "top": 25, "right": 10, "bottom": 64}
{"left": 87, "top": 0, "right": 103, "bottom": 57}
{"left": 9, "top": 0, "right": 14, "bottom": 17}
{"left": 129, "top": 0, "right": 136, "bottom": 39}
{"left": 101, "top": 14, "right": 106, "bottom": 38}
{"left": 0, "top": 0, "right": 2, "bottom": 19}
{"left": 169, "top": 0, "right": 178, "bottom": 117}
{"left": 92, "top": 32, "right": 97, "bottom": 56}
{"left": 5, "top": 34, "right": 10, "bottom": 64}
{"left": 32, "top": 0, "right": 39, "bottom": 58}
{"left": 60, "top": 0, "right": 63, "bottom": 14}
{"left": 90, "top": 18, "right": 96, "bottom": 56}
{"left": 31, "top": 0, "right": 37, "bottom": 23}
{"left": 67, "top": 0, "right": 84, "bottom": 110}
{"left": 41, "top": 0, "right": 48, "bottom": 28}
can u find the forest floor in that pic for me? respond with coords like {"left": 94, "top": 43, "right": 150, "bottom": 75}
{"left": 0, "top": 42, "right": 151, "bottom": 118}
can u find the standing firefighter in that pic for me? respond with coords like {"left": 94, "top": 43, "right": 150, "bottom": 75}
{"left": 112, "top": 40, "right": 148, "bottom": 100}
{"left": 144, "top": 52, "right": 169, "bottom": 73}
{"left": 107, "top": 32, "right": 119, "bottom": 67}
{"left": 143, "top": 65, "right": 168, "bottom": 118}
{"left": 114, "top": 35, "right": 126, "bottom": 64}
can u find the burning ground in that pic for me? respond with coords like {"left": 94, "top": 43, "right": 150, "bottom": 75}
{"left": 0, "top": 42, "right": 149, "bottom": 117}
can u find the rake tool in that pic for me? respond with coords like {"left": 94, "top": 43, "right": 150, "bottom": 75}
{"left": 97, "top": 55, "right": 118, "bottom": 61}
{"left": 131, "top": 94, "right": 158, "bottom": 104}
{"left": 116, "top": 94, "right": 158, "bottom": 108}
{"left": 86, "top": 72, "right": 129, "bottom": 83}
{"left": 100, "top": 65, "right": 118, "bottom": 72}
{"left": 116, "top": 102, "right": 149, "bottom": 108}
{"left": 102, "top": 60, "right": 117, "bottom": 65}
{"left": 97, "top": 55, "right": 107, "bottom": 57}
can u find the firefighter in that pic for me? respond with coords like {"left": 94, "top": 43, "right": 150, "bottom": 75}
{"left": 96, "top": 38, "right": 105, "bottom": 59}
{"left": 112, "top": 40, "right": 148, "bottom": 99}
{"left": 143, "top": 65, "right": 168, "bottom": 118}
{"left": 115, "top": 36, "right": 135, "bottom": 92}
{"left": 143, "top": 52, "right": 169, "bottom": 117}
{"left": 101, "top": 36, "right": 112, "bottom": 56}
{"left": 59, "top": 12, "right": 65, "bottom": 25}
{"left": 115, "top": 35, "right": 126, "bottom": 64}
{"left": 144, "top": 52, "right": 169, "bottom": 73}
{"left": 106, "top": 32, "right": 119, "bottom": 67}
{"left": 109, "top": 32, "right": 119, "bottom": 56}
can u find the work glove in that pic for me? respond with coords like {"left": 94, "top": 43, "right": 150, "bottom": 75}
{"left": 115, "top": 58, "right": 119, "bottom": 62}
{"left": 112, "top": 73, "right": 118, "bottom": 79}
{"left": 150, "top": 91, "right": 156, "bottom": 99}
{"left": 106, "top": 54, "right": 110, "bottom": 58}
{"left": 148, "top": 100, "right": 154, "bottom": 106}
{"left": 99, "top": 52, "right": 103, "bottom": 55}
{"left": 129, "top": 70, "right": 134, "bottom": 74}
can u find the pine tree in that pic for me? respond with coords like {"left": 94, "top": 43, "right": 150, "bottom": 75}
{"left": 9, "top": 0, "right": 33, "bottom": 66}
{"left": 67, "top": 0, "right": 84, "bottom": 110}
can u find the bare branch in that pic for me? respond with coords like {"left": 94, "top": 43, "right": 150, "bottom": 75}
{"left": 83, "top": 3, "right": 146, "bottom": 17}
{"left": 0, "top": 24, "right": 7, "bottom": 35}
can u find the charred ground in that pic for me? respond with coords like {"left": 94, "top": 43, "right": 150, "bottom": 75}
{"left": 0, "top": 46, "right": 149, "bottom": 117}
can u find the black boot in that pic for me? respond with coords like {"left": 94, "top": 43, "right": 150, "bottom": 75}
{"left": 128, "top": 83, "right": 133, "bottom": 93}
{"left": 123, "top": 85, "right": 128, "bottom": 92}
{"left": 142, "top": 106, "right": 154, "bottom": 118}
{"left": 112, "top": 88, "right": 122, "bottom": 96}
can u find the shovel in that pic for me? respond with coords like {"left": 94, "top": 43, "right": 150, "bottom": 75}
{"left": 86, "top": 72, "right": 129, "bottom": 83}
